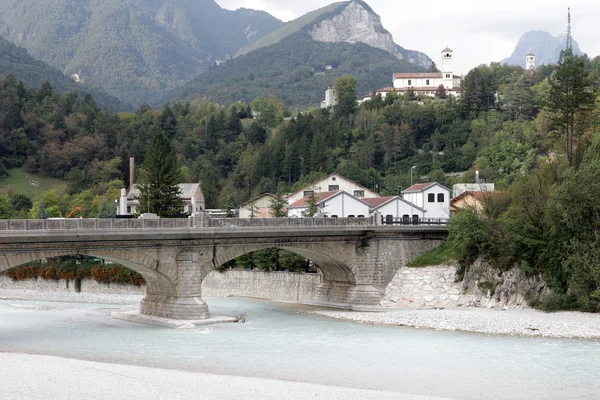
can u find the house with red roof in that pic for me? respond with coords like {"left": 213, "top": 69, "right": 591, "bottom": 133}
{"left": 286, "top": 173, "right": 380, "bottom": 206}
{"left": 402, "top": 182, "right": 451, "bottom": 219}
{"left": 363, "top": 196, "right": 425, "bottom": 220}
{"left": 450, "top": 191, "right": 489, "bottom": 214}
{"left": 287, "top": 191, "right": 371, "bottom": 218}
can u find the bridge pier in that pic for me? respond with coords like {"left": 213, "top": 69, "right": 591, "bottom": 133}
{"left": 139, "top": 250, "right": 211, "bottom": 320}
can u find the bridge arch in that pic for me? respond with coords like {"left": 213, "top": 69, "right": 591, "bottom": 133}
{"left": 0, "top": 250, "right": 175, "bottom": 296}
{"left": 204, "top": 243, "right": 357, "bottom": 285}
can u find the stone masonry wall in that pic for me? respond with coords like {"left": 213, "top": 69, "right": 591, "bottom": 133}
{"left": 0, "top": 271, "right": 322, "bottom": 303}
{"left": 381, "top": 266, "right": 476, "bottom": 309}
{"left": 202, "top": 271, "right": 321, "bottom": 302}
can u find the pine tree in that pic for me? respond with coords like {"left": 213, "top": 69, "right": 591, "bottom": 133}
{"left": 36, "top": 202, "right": 48, "bottom": 220}
{"left": 97, "top": 200, "right": 116, "bottom": 218}
{"left": 547, "top": 52, "right": 597, "bottom": 166}
{"left": 137, "top": 131, "right": 184, "bottom": 217}
{"left": 269, "top": 193, "right": 288, "bottom": 217}
{"left": 302, "top": 192, "right": 320, "bottom": 217}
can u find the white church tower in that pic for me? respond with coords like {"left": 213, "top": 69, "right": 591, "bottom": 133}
{"left": 441, "top": 47, "right": 454, "bottom": 89}
{"left": 526, "top": 54, "right": 536, "bottom": 70}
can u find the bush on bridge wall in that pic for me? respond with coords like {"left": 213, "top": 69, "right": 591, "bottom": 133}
{"left": 3, "top": 259, "right": 145, "bottom": 286}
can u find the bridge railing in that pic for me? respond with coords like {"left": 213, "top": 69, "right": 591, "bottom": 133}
{"left": 0, "top": 216, "right": 379, "bottom": 231}
{"left": 206, "top": 216, "right": 376, "bottom": 228}
{"left": 0, "top": 218, "right": 194, "bottom": 231}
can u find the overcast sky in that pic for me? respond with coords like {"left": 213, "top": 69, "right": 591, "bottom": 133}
{"left": 216, "top": 0, "right": 599, "bottom": 74}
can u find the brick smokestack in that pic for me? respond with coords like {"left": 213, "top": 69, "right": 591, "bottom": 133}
{"left": 129, "top": 157, "right": 135, "bottom": 191}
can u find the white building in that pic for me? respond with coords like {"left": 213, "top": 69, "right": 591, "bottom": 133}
{"left": 526, "top": 54, "right": 536, "bottom": 70}
{"left": 363, "top": 48, "right": 462, "bottom": 100}
{"left": 364, "top": 196, "right": 425, "bottom": 220}
{"left": 288, "top": 191, "right": 370, "bottom": 218}
{"left": 122, "top": 183, "right": 205, "bottom": 216}
{"left": 320, "top": 86, "right": 338, "bottom": 109}
{"left": 286, "top": 173, "right": 380, "bottom": 205}
{"left": 402, "top": 183, "right": 451, "bottom": 219}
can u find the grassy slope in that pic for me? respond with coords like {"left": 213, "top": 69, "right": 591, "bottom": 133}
{"left": 407, "top": 242, "right": 454, "bottom": 267}
{"left": 0, "top": 167, "right": 67, "bottom": 200}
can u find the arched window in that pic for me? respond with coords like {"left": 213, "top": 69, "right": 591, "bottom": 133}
{"left": 428, "top": 194, "right": 435, "bottom": 203}
{"left": 437, "top": 193, "right": 445, "bottom": 203}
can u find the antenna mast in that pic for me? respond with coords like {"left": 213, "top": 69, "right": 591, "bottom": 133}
{"left": 566, "top": 7, "right": 573, "bottom": 50}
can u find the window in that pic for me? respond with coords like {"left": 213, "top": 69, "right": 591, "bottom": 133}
{"left": 331, "top": 215, "right": 338, "bottom": 218}
{"left": 437, "top": 193, "right": 445, "bottom": 203}
{"left": 348, "top": 215, "right": 355, "bottom": 218}
{"left": 408, "top": 79, "right": 412, "bottom": 86}
{"left": 354, "top": 190, "right": 365, "bottom": 198}
{"left": 426, "top": 79, "right": 430, "bottom": 85}
{"left": 303, "top": 190, "right": 314, "bottom": 197}
{"left": 329, "top": 185, "right": 339, "bottom": 191}
{"left": 445, "top": 74, "right": 451, "bottom": 79}
{"left": 127, "top": 206, "right": 132, "bottom": 213}
{"left": 428, "top": 194, "right": 435, "bottom": 203}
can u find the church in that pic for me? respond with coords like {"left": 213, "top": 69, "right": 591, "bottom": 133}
{"left": 363, "top": 47, "right": 462, "bottom": 100}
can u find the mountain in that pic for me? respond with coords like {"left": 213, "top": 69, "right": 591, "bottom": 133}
{"left": 501, "top": 30, "right": 584, "bottom": 67}
{"left": 164, "top": 1, "right": 429, "bottom": 108}
{"left": 238, "top": 1, "right": 432, "bottom": 69}
{"left": 0, "top": 36, "right": 129, "bottom": 111}
{"left": 0, "top": 0, "right": 282, "bottom": 106}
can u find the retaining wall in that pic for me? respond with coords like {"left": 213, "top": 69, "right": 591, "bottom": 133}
{"left": 0, "top": 270, "right": 322, "bottom": 302}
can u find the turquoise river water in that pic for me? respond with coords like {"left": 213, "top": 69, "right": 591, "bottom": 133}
{"left": 0, "top": 297, "right": 599, "bottom": 399}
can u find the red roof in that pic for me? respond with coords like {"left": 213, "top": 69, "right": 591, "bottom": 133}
{"left": 394, "top": 72, "right": 442, "bottom": 79}
{"left": 362, "top": 196, "right": 396, "bottom": 208}
{"left": 288, "top": 191, "right": 340, "bottom": 208}
{"left": 403, "top": 183, "right": 436, "bottom": 193}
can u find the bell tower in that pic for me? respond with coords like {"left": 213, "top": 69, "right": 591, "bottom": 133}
{"left": 441, "top": 47, "right": 454, "bottom": 89}
{"left": 526, "top": 54, "right": 536, "bottom": 70}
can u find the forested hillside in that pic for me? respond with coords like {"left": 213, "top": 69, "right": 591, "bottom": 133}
{"left": 164, "top": 32, "right": 425, "bottom": 108}
{"left": 0, "top": 36, "right": 129, "bottom": 111}
{"left": 0, "top": 0, "right": 282, "bottom": 105}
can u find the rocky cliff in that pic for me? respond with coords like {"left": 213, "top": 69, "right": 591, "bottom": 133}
{"left": 238, "top": 1, "right": 432, "bottom": 69}
{"left": 501, "top": 30, "right": 583, "bottom": 67}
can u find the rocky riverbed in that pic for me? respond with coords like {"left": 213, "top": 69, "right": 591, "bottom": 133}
{"left": 312, "top": 307, "right": 600, "bottom": 339}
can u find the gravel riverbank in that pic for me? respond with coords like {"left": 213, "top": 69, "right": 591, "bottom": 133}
{"left": 0, "top": 353, "right": 453, "bottom": 400}
{"left": 312, "top": 307, "right": 600, "bottom": 339}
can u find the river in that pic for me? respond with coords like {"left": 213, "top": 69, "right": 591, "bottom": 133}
{"left": 0, "top": 297, "right": 599, "bottom": 399}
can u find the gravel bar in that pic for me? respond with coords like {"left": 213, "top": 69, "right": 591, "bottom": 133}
{"left": 312, "top": 307, "right": 600, "bottom": 339}
{"left": 0, "top": 353, "right": 453, "bottom": 400}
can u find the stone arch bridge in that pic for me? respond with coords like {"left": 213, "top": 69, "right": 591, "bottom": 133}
{"left": 0, "top": 218, "right": 447, "bottom": 320}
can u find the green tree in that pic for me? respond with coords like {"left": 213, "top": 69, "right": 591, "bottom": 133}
{"left": 36, "top": 202, "right": 48, "bottom": 219}
{"left": 97, "top": 200, "right": 116, "bottom": 218}
{"left": 269, "top": 193, "right": 288, "bottom": 217}
{"left": 137, "top": 131, "right": 184, "bottom": 217}
{"left": 334, "top": 76, "right": 357, "bottom": 117}
{"left": 428, "top": 62, "right": 440, "bottom": 73}
{"left": 547, "top": 52, "right": 597, "bottom": 166}
{"left": 0, "top": 195, "right": 12, "bottom": 219}
{"left": 302, "top": 192, "right": 320, "bottom": 217}
{"left": 435, "top": 84, "right": 447, "bottom": 99}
